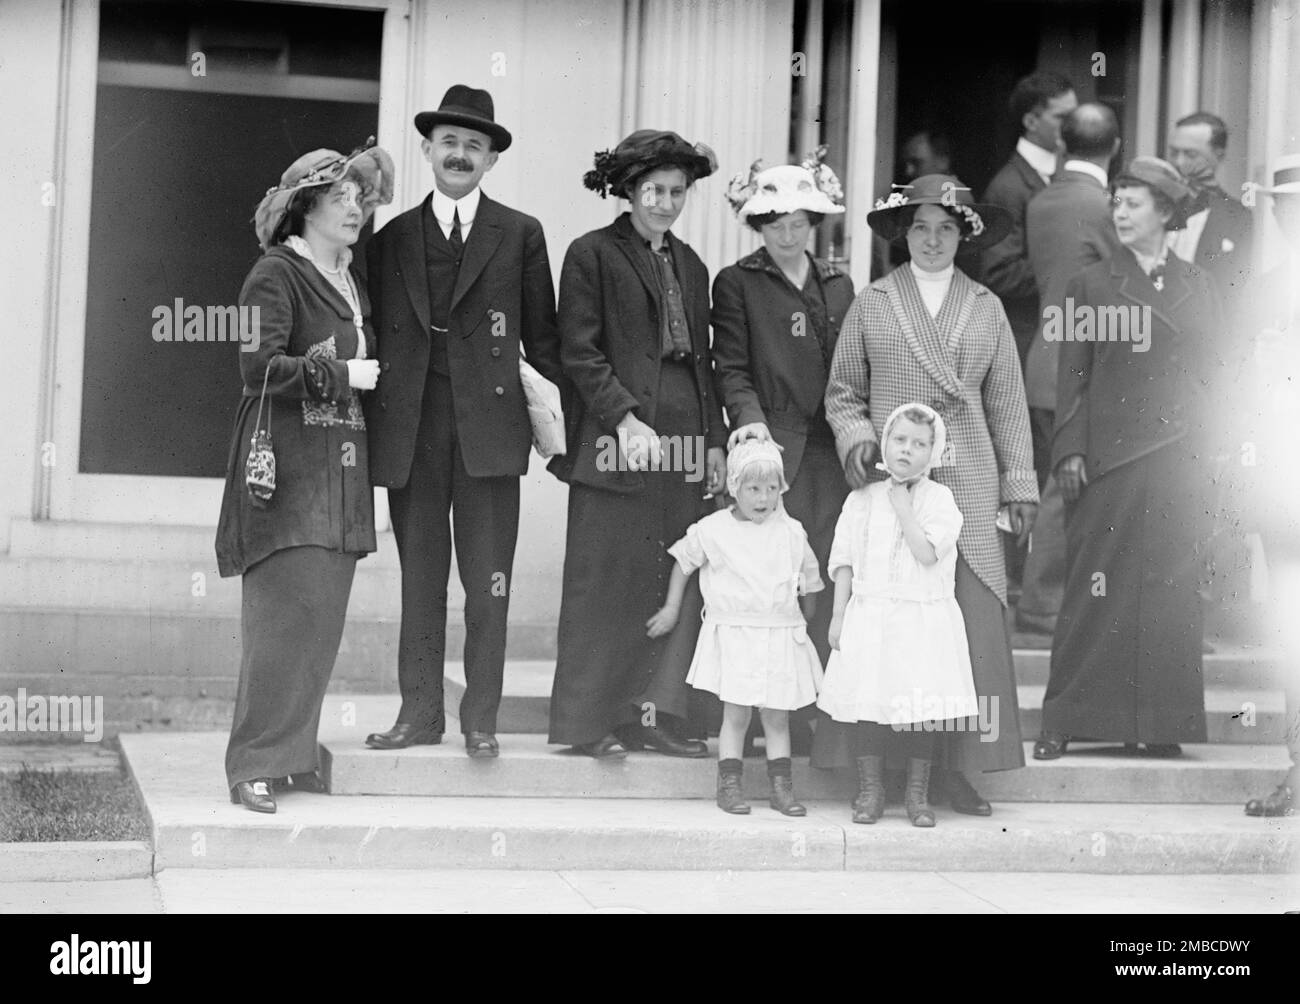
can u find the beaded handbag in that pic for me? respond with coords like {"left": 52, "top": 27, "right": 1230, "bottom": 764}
{"left": 245, "top": 366, "right": 276, "bottom": 507}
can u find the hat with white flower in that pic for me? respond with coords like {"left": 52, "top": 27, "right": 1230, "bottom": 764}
{"left": 867, "top": 173, "right": 1012, "bottom": 248}
{"left": 726, "top": 146, "right": 847, "bottom": 227}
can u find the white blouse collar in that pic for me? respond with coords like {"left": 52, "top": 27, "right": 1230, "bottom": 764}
{"left": 284, "top": 235, "right": 352, "bottom": 272}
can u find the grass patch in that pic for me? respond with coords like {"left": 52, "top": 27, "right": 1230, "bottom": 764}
{"left": 0, "top": 767, "right": 149, "bottom": 842}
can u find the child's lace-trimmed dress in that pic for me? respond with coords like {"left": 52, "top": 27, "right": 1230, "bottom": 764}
{"left": 669, "top": 508, "right": 825, "bottom": 710}
{"left": 816, "top": 478, "right": 979, "bottom": 726}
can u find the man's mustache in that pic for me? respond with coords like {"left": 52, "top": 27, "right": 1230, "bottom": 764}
{"left": 442, "top": 157, "right": 474, "bottom": 172}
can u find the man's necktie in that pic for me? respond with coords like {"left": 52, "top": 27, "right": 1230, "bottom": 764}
{"left": 449, "top": 208, "right": 464, "bottom": 257}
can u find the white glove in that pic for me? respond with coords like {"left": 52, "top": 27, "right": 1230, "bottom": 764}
{"left": 346, "top": 359, "right": 380, "bottom": 390}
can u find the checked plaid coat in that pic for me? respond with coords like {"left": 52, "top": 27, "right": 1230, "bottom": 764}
{"left": 825, "top": 264, "right": 1038, "bottom": 603}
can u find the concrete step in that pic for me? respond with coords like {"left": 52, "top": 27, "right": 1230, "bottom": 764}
{"left": 322, "top": 734, "right": 1291, "bottom": 804}
{"left": 120, "top": 733, "right": 1298, "bottom": 874}
{"left": 441, "top": 661, "right": 1290, "bottom": 740}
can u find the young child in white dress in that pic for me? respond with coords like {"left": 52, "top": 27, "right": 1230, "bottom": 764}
{"left": 818, "top": 402, "right": 978, "bottom": 827}
{"left": 647, "top": 440, "right": 824, "bottom": 816}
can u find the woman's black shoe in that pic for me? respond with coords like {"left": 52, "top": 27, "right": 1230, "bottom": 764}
{"left": 946, "top": 770, "right": 992, "bottom": 816}
{"left": 230, "top": 779, "right": 276, "bottom": 813}
{"left": 1141, "top": 743, "right": 1182, "bottom": 758}
{"left": 574, "top": 734, "right": 628, "bottom": 759}
{"left": 618, "top": 723, "right": 708, "bottom": 758}
{"left": 1033, "top": 732, "right": 1069, "bottom": 760}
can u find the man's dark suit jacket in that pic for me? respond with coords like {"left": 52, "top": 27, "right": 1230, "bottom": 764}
{"left": 1024, "top": 168, "right": 1122, "bottom": 410}
{"left": 981, "top": 150, "right": 1049, "bottom": 360}
{"left": 1187, "top": 187, "right": 1253, "bottom": 312}
{"left": 364, "top": 192, "right": 562, "bottom": 486}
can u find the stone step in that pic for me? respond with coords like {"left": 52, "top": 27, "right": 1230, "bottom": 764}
{"left": 322, "top": 732, "right": 1291, "bottom": 804}
{"left": 121, "top": 732, "right": 1297, "bottom": 874}
{"left": 441, "top": 661, "right": 1289, "bottom": 740}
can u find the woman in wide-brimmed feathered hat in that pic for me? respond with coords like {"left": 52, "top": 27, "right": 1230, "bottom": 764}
{"left": 548, "top": 128, "right": 729, "bottom": 760}
{"left": 813, "top": 171, "right": 1038, "bottom": 819}
{"left": 218, "top": 137, "right": 394, "bottom": 814}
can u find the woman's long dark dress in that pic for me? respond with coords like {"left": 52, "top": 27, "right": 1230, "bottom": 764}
{"left": 216, "top": 245, "right": 377, "bottom": 787}
{"left": 710, "top": 248, "right": 855, "bottom": 666}
{"left": 1042, "top": 246, "right": 1223, "bottom": 743}
{"left": 547, "top": 214, "right": 727, "bottom": 747}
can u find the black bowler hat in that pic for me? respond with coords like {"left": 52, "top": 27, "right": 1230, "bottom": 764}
{"left": 414, "top": 85, "right": 512, "bottom": 152}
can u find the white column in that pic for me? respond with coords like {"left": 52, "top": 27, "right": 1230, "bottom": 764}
{"left": 796, "top": 0, "right": 825, "bottom": 159}
{"left": 631, "top": 0, "right": 795, "bottom": 277}
{"left": 1165, "top": 0, "right": 1203, "bottom": 122}
{"left": 1134, "top": 0, "right": 1163, "bottom": 157}
{"left": 845, "top": 0, "right": 881, "bottom": 292}
{"left": 1199, "top": 0, "right": 1253, "bottom": 194}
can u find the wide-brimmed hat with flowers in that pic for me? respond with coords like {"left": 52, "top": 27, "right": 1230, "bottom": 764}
{"left": 725, "top": 146, "right": 846, "bottom": 222}
{"left": 583, "top": 129, "right": 717, "bottom": 200}
{"left": 254, "top": 137, "right": 395, "bottom": 251}
{"left": 867, "top": 173, "right": 1012, "bottom": 247}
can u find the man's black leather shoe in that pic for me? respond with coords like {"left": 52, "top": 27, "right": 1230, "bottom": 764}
{"left": 365, "top": 723, "right": 443, "bottom": 750}
{"left": 465, "top": 732, "right": 499, "bottom": 758}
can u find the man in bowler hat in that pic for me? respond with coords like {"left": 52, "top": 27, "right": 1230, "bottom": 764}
{"left": 364, "top": 85, "right": 563, "bottom": 756}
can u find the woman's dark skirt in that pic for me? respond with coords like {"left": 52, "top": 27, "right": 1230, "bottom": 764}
{"left": 225, "top": 544, "right": 358, "bottom": 788}
{"left": 782, "top": 431, "right": 850, "bottom": 668}
{"left": 549, "top": 360, "right": 714, "bottom": 747}
{"left": 1042, "top": 439, "right": 1207, "bottom": 743}
{"left": 811, "top": 556, "right": 1025, "bottom": 773}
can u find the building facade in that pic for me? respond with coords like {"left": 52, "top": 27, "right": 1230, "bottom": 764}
{"left": 2, "top": 0, "right": 1297, "bottom": 736}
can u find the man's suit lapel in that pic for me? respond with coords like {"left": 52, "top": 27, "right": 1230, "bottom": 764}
{"left": 396, "top": 203, "right": 432, "bottom": 332}
{"left": 1015, "top": 152, "right": 1047, "bottom": 195}
{"left": 451, "top": 194, "right": 505, "bottom": 317}
{"left": 888, "top": 266, "right": 965, "bottom": 397}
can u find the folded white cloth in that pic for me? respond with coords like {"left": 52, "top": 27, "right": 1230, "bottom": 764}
{"left": 519, "top": 355, "right": 566, "bottom": 458}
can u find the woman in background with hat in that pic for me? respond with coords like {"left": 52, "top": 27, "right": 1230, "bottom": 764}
{"left": 1035, "top": 156, "right": 1223, "bottom": 760}
{"left": 216, "top": 139, "right": 394, "bottom": 812}
{"left": 547, "top": 130, "right": 727, "bottom": 759}
{"left": 816, "top": 174, "right": 1038, "bottom": 817}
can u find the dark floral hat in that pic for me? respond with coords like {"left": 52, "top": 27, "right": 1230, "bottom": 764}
{"left": 583, "top": 129, "right": 717, "bottom": 200}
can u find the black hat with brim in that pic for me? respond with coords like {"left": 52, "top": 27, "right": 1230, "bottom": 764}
{"left": 414, "top": 84, "right": 512, "bottom": 152}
